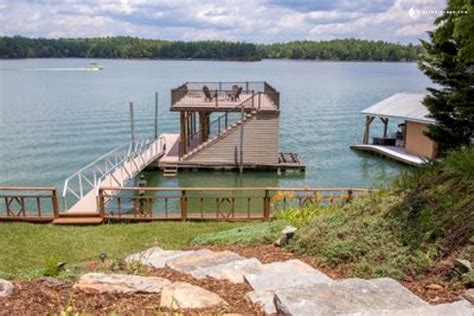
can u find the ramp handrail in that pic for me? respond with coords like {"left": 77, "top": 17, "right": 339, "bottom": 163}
{"left": 62, "top": 136, "right": 166, "bottom": 210}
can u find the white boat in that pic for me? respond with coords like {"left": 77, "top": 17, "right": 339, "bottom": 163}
{"left": 85, "top": 63, "right": 104, "bottom": 71}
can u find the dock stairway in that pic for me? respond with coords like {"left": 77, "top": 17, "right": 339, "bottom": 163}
{"left": 55, "top": 137, "right": 166, "bottom": 224}
{"left": 182, "top": 110, "right": 257, "bottom": 161}
{"left": 163, "top": 164, "right": 178, "bottom": 177}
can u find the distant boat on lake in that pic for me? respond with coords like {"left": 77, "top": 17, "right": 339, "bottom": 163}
{"left": 85, "top": 63, "right": 104, "bottom": 71}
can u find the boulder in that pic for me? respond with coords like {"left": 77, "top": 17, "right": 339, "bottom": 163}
{"left": 244, "top": 259, "right": 332, "bottom": 314}
{"left": 160, "top": 281, "right": 227, "bottom": 309}
{"left": 246, "top": 290, "right": 277, "bottom": 315}
{"left": 75, "top": 273, "right": 170, "bottom": 294}
{"left": 274, "top": 278, "right": 428, "bottom": 316}
{"left": 453, "top": 259, "right": 472, "bottom": 274}
{"left": 126, "top": 247, "right": 212, "bottom": 269}
{"left": 0, "top": 279, "right": 14, "bottom": 298}
{"left": 244, "top": 259, "right": 332, "bottom": 291}
{"left": 166, "top": 251, "right": 244, "bottom": 274}
{"left": 190, "top": 258, "right": 262, "bottom": 283}
{"left": 353, "top": 300, "right": 473, "bottom": 316}
{"left": 274, "top": 226, "right": 297, "bottom": 247}
{"left": 463, "top": 288, "right": 474, "bottom": 304}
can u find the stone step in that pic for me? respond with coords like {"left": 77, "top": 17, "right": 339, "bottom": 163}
{"left": 160, "top": 281, "right": 228, "bottom": 309}
{"left": 273, "top": 278, "right": 429, "bottom": 316}
{"left": 126, "top": 247, "right": 212, "bottom": 269}
{"left": 244, "top": 259, "right": 333, "bottom": 314}
{"left": 74, "top": 273, "right": 171, "bottom": 294}
{"left": 166, "top": 250, "right": 245, "bottom": 274}
{"left": 191, "top": 258, "right": 262, "bottom": 283}
{"left": 348, "top": 300, "right": 473, "bottom": 316}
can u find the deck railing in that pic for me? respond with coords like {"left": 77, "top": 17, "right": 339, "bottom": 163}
{"left": 0, "top": 186, "right": 375, "bottom": 223}
{"left": 0, "top": 186, "right": 58, "bottom": 221}
{"left": 171, "top": 81, "right": 280, "bottom": 110}
{"left": 98, "top": 187, "right": 376, "bottom": 221}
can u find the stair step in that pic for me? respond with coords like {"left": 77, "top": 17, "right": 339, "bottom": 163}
{"left": 52, "top": 217, "right": 104, "bottom": 225}
{"left": 58, "top": 211, "right": 101, "bottom": 218}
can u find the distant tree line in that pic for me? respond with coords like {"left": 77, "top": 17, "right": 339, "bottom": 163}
{"left": 0, "top": 36, "right": 419, "bottom": 61}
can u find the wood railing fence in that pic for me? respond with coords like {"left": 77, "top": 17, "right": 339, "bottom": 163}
{"left": 0, "top": 186, "right": 376, "bottom": 223}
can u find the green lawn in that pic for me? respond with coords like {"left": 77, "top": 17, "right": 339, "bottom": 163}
{"left": 0, "top": 222, "right": 247, "bottom": 277}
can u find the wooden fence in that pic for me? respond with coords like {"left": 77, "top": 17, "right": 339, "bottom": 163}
{"left": 0, "top": 186, "right": 58, "bottom": 222}
{"left": 0, "top": 186, "right": 375, "bottom": 223}
{"left": 98, "top": 187, "right": 374, "bottom": 222}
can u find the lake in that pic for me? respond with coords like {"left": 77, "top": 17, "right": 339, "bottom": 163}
{"left": 0, "top": 59, "right": 431, "bottom": 190}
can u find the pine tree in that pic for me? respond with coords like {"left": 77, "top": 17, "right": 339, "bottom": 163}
{"left": 418, "top": 0, "right": 474, "bottom": 151}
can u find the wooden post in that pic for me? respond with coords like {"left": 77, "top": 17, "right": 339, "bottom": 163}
{"left": 98, "top": 189, "right": 105, "bottom": 218}
{"left": 129, "top": 102, "right": 136, "bottom": 151}
{"left": 239, "top": 105, "right": 244, "bottom": 174}
{"left": 263, "top": 189, "right": 270, "bottom": 221}
{"left": 363, "top": 116, "right": 374, "bottom": 144}
{"left": 347, "top": 189, "right": 353, "bottom": 202}
{"left": 52, "top": 189, "right": 59, "bottom": 219}
{"left": 154, "top": 92, "right": 159, "bottom": 140}
{"left": 199, "top": 112, "right": 204, "bottom": 144}
{"left": 179, "top": 111, "right": 186, "bottom": 158}
{"left": 380, "top": 117, "right": 388, "bottom": 138}
{"left": 180, "top": 190, "right": 187, "bottom": 221}
{"left": 186, "top": 112, "right": 191, "bottom": 146}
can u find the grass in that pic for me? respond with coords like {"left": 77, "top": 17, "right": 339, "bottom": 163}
{"left": 193, "top": 221, "right": 286, "bottom": 246}
{"left": 0, "top": 221, "right": 247, "bottom": 278}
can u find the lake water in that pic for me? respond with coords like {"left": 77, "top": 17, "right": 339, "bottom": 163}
{"left": 0, "top": 59, "right": 431, "bottom": 190}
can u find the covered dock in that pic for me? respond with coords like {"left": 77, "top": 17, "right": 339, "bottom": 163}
{"left": 351, "top": 93, "right": 438, "bottom": 166}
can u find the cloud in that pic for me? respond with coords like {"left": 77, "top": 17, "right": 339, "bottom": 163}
{"left": 0, "top": 0, "right": 446, "bottom": 43}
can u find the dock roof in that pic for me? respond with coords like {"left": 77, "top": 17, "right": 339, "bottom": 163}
{"left": 361, "top": 93, "right": 435, "bottom": 124}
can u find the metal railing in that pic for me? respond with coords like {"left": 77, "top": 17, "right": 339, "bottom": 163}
{"left": 171, "top": 81, "right": 280, "bottom": 109}
{"left": 62, "top": 136, "right": 166, "bottom": 210}
{"left": 99, "top": 187, "right": 376, "bottom": 221}
{"left": 0, "top": 186, "right": 58, "bottom": 221}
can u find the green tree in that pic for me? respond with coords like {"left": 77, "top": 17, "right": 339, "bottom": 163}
{"left": 418, "top": 0, "right": 474, "bottom": 151}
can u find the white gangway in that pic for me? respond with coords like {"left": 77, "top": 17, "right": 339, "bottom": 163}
{"left": 62, "top": 137, "right": 166, "bottom": 214}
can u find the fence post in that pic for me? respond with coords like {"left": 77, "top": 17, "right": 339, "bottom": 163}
{"left": 98, "top": 189, "right": 105, "bottom": 218}
{"left": 52, "top": 189, "right": 59, "bottom": 219}
{"left": 347, "top": 189, "right": 353, "bottom": 202}
{"left": 180, "top": 190, "right": 188, "bottom": 221}
{"left": 263, "top": 189, "right": 270, "bottom": 221}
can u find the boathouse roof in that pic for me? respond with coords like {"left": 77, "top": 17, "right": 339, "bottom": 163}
{"left": 361, "top": 93, "right": 435, "bottom": 124}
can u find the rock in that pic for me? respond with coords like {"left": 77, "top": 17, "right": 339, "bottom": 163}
{"left": 356, "top": 300, "right": 474, "bottom": 316}
{"left": 281, "top": 225, "right": 297, "bottom": 237}
{"left": 191, "top": 258, "right": 262, "bottom": 283}
{"left": 246, "top": 290, "right": 277, "bottom": 315}
{"left": 75, "top": 273, "right": 170, "bottom": 294}
{"left": 274, "top": 226, "right": 298, "bottom": 247}
{"left": 274, "top": 278, "right": 428, "bottom": 316}
{"left": 244, "top": 259, "right": 332, "bottom": 315}
{"left": 463, "top": 288, "right": 474, "bottom": 304}
{"left": 244, "top": 259, "right": 332, "bottom": 292}
{"left": 426, "top": 283, "right": 444, "bottom": 291}
{"left": 453, "top": 259, "right": 472, "bottom": 273}
{"left": 126, "top": 247, "right": 212, "bottom": 269}
{"left": 166, "top": 250, "right": 244, "bottom": 274}
{"left": 39, "top": 277, "right": 64, "bottom": 287}
{"left": 160, "top": 281, "right": 227, "bottom": 309}
{"left": 0, "top": 279, "right": 14, "bottom": 298}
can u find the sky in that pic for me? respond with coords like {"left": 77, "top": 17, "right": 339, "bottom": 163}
{"left": 0, "top": 0, "right": 447, "bottom": 43}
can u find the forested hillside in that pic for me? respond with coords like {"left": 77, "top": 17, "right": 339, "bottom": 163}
{"left": 0, "top": 36, "right": 419, "bottom": 61}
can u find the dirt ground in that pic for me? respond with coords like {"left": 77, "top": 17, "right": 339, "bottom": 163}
{"left": 0, "top": 245, "right": 468, "bottom": 315}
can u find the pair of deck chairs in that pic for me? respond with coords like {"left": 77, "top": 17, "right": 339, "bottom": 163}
{"left": 202, "top": 85, "right": 242, "bottom": 102}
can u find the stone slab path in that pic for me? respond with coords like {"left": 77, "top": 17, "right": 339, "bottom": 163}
{"left": 91, "top": 247, "right": 473, "bottom": 315}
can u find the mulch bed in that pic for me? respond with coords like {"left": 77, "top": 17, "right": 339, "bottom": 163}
{"left": 0, "top": 245, "right": 469, "bottom": 315}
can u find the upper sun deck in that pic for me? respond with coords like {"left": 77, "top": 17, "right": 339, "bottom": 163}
{"left": 171, "top": 81, "right": 280, "bottom": 112}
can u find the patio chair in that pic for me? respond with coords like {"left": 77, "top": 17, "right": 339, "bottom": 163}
{"left": 203, "top": 85, "right": 213, "bottom": 101}
{"left": 230, "top": 86, "right": 243, "bottom": 101}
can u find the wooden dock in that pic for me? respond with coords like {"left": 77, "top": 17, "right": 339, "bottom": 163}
{"left": 350, "top": 144, "right": 427, "bottom": 166}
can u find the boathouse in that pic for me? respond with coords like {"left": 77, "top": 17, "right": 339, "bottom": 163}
{"left": 351, "top": 93, "right": 438, "bottom": 166}
{"left": 156, "top": 81, "right": 304, "bottom": 176}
